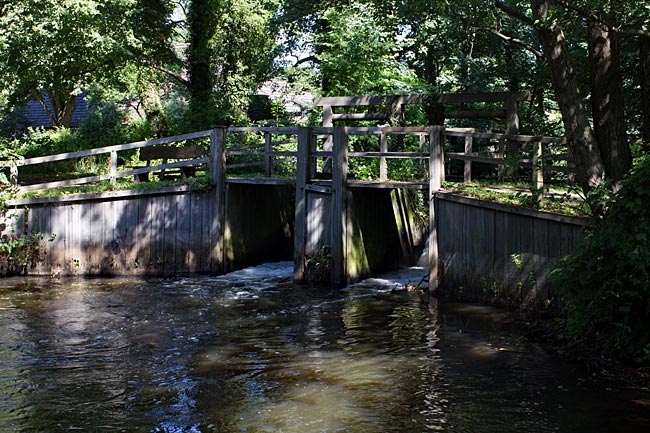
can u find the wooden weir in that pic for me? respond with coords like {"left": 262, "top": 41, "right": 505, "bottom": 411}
{"left": 1, "top": 115, "right": 582, "bottom": 307}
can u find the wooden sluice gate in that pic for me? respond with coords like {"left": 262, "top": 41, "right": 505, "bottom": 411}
{"left": 290, "top": 126, "right": 441, "bottom": 289}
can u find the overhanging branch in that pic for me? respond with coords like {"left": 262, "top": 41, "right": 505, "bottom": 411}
{"left": 479, "top": 27, "right": 543, "bottom": 57}
{"left": 495, "top": 1, "right": 535, "bottom": 27}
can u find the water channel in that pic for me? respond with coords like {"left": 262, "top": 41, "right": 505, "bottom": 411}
{"left": 1, "top": 262, "right": 649, "bottom": 432}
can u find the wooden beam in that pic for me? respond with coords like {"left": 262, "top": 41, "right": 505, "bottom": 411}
{"left": 331, "top": 127, "right": 349, "bottom": 287}
{"left": 379, "top": 132, "right": 388, "bottom": 181}
{"left": 314, "top": 95, "right": 425, "bottom": 107}
{"left": 313, "top": 92, "right": 530, "bottom": 108}
{"left": 442, "top": 129, "right": 566, "bottom": 144}
{"left": 332, "top": 113, "right": 389, "bottom": 121}
{"left": 13, "top": 130, "right": 213, "bottom": 167}
{"left": 437, "top": 91, "right": 530, "bottom": 104}
{"left": 429, "top": 126, "right": 444, "bottom": 296}
{"left": 209, "top": 127, "right": 227, "bottom": 273}
{"left": 445, "top": 109, "right": 507, "bottom": 119}
{"left": 293, "top": 127, "right": 313, "bottom": 282}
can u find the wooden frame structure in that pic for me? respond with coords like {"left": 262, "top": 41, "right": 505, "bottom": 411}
{"left": 1, "top": 123, "right": 574, "bottom": 291}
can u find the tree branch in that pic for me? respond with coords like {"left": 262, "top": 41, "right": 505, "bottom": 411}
{"left": 495, "top": 1, "right": 535, "bottom": 27}
{"left": 553, "top": 0, "right": 650, "bottom": 37}
{"left": 147, "top": 63, "right": 190, "bottom": 88}
{"left": 293, "top": 55, "right": 317, "bottom": 67}
{"left": 479, "top": 27, "right": 543, "bottom": 57}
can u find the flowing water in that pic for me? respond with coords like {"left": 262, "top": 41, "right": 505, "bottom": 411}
{"left": 0, "top": 263, "right": 649, "bottom": 433}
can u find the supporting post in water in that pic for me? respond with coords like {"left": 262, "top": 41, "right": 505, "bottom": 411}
{"left": 209, "top": 127, "right": 228, "bottom": 273}
{"left": 293, "top": 127, "right": 313, "bottom": 282}
{"left": 428, "top": 126, "right": 444, "bottom": 296}
{"left": 331, "top": 127, "right": 349, "bottom": 287}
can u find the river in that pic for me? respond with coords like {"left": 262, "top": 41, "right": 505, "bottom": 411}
{"left": 1, "top": 262, "right": 649, "bottom": 432}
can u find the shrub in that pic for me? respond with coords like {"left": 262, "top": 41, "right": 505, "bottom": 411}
{"left": 552, "top": 157, "right": 650, "bottom": 364}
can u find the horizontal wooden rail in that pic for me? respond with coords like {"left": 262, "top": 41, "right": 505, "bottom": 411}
{"left": 4, "top": 130, "right": 212, "bottom": 168}
{"left": 443, "top": 129, "right": 566, "bottom": 144}
{"left": 2, "top": 125, "right": 572, "bottom": 198}
{"left": 17, "top": 158, "right": 210, "bottom": 192}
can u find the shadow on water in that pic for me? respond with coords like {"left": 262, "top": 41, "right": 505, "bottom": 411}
{"left": 1, "top": 263, "right": 649, "bottom": 432}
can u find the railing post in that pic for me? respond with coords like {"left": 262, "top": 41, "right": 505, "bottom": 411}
{"left": 209, "top": 127, "right": 227, "bottom": 273}
{"left": 109, "top": 150, "right": 118, "bottom": 186}
{"left": 503, "top": 99, "right": 521, "bottom": 180}
{"left": 322, "top": 105, "right": 334, "bottom": 173}
{"left": 331, "top": 127, "right": 348, "bottom": 287}
{"left": 464, "top": 135, "right": 473, "bottom": 183}
{"left": 532, "top": 141, "right": 544, "bottom": 207}
{"left": 264, "top": 131, "right": 273, "bottom": 177}
{"left": 419, "top": 133, "right": 427, "bottom": 178}
{"left": 379, "top": 131, "right": 388, "bottom": 181}
{"left": 428, "top": 126, "right": 444, "bottom": 296}
{"left": 9, "top": 163, "right": 18, "bottom": 187}
{"left": 293, "top": 127, "right": 313, "bottom": 282}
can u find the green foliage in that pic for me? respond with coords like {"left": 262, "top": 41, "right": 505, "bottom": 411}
{"left": 0, "top": 0, "right": 137, "bottom": 127}
{"left": 0, "top": 218, "right": 55, "bottom": 276}
{"left": 552, "top": 157, "right": 650, "bottom": 364}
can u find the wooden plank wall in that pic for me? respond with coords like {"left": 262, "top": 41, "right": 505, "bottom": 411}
{"left": 2, "top": 184, "right": 294, "bottom": 277}
{"left": 436, "top": 192, "right": 588, "bottom": 310}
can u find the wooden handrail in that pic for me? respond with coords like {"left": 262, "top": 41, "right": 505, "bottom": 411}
{"left": 1, "top": 126, "right": 571, "bottom": 196}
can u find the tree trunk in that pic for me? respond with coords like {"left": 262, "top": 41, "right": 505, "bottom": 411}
{"left": 588, "top": 23, "right": 631, "bottom": 185}
{"left": 531, "top": 0, "right": 604, "bottom": 197}
{"left": 641, "top": 35, "right": 650, "bottom": 148}
{"left": 187, "top": 0, "right": 217, "bottom": 130}
{"left": 137, "top": 72, "right": 169, "bottom": 138}
{"left": 35, "top": 87, "right": 76, "bottom": 128}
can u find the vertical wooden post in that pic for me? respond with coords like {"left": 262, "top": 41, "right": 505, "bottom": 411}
{"left": 506, "top": 100, "right": 520, "bottom": 134}
{"left": 464, "top": 135, "right": 473, "bottom": 183}
{"left": 9, "top": 163, "right": 18, "bottom": 187}
{"left": 109, "top": 150, "right": 118, "bottom": 186}
{"left": 331, "top": 127, "right": 348, "bottom": 287}
{"left": 503, "top": 99, "right": 521, "bottom": 180}
{"left": 293, "top": 127, "right": 313, "bottom": 282}
{"left": 264, "top": 131, "right": 273, "bottom": 177}
{"left": 379, "top": 131, "right": 388, "bottom": 181}
{"left": 418, "top": 133, "right": 426, "bottom": 178}
{"left": 428, "top": 126, "right": 444, "bottom": 296}
{"left": 532, "top": 141, "right": 544, "bottom": 207}
{"left": 209, "top": 127, "right": 227, "bottom": 273}
{"left": 322, "top": 105, "right": 334, "bottom": 173}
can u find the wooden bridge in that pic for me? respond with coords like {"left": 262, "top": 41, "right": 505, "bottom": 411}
{"left": 1, "top": 94, "right": 586, "bottom": 308}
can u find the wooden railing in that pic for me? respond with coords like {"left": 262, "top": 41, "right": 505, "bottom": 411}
{"left": 1, "top": 126, "right": 572, "bottom": 204}
{"left": 0, "top": 130, "right": 214, "bottom": 192}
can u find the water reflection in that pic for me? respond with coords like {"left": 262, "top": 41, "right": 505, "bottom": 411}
{"left": 0, "top": 265, "right": 649, "bottom": 432}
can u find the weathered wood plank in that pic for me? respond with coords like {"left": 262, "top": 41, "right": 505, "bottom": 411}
{"left": 331, "top": 127, "right": 349, "bottom": 286}
{"left": 13, "top": 131, "right": 212, "bottom": 167}
{"left": 293, "top": 127, "right": 312, "bottom": 281}
{"left": 332, "top": 113, "right": 389, "bottom": 121}
{"left": 210, "top": 128, "right": 227, "bottom": 273}
{"left": 429, "top": 125, "right": 444, "bottom": 294}
{"left": 445, "top": 109, "right": 507, "bottom": 119}
{"left": 443, "top": 129, "right": 566, "bottom": 144}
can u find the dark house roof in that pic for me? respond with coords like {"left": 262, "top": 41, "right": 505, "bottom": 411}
{"left": 6, "top": 92, "right": 89, "bottom": 130}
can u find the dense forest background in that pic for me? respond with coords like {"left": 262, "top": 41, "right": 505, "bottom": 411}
{"left": 1, "top": 0, "right": 650, "bottom": 364}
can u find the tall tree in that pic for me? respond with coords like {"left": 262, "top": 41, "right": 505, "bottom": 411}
{"left": 642, "top": 35, "right": 650, "bottom": 147}
{"left": 528, "top": 0, "right": 605, "bottom": 196}
{"left": 587, "top": 22, "right": 631, "bottom": 183}
{"left": 0, "top": 0, "right": 137, "bottom": 128}
{"left": 184, "top": 0, "right": 279, "bottom": 129}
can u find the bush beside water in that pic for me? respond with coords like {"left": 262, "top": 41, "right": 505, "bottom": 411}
{"left": 552, "top": 157, "right": 650, "bottom": 365}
